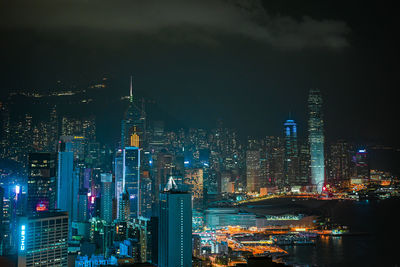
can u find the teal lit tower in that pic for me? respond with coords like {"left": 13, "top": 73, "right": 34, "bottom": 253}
{"left": 308, "top": 89, "right": 325, "bottom": 193}
{"left": 158, "top": 188, "right": 192, "bottom": 267}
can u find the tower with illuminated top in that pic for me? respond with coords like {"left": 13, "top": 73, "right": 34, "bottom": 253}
{"left": 121, "top": 76, "right": 145, "bottom": 149}
{"left": 283, "top": 119, "right": 299, "bottom": 187}
{"left": 308, "top": 89, "right": 325, "bottom": 193}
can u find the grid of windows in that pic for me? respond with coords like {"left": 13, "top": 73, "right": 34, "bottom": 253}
{"left": 23, "top": 215, "right": 68, "bottom": 267}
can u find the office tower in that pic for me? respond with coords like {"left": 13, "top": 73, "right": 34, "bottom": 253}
{"left": 57, "top": 142, "right": 79, "bottom": 237}
{"left": 114, "top": 152, "right": 123, "bottom": 216}
{"left": 27, "top": 153, "right": 57, "bottom": 213}
{"left": 328, "top": 140, "right": 352, "bottom": 187}
{"left": 48, "top": 105, "right": 58, "bottom": 152}
{"left": 0, "top": 102, "right": 11, "bottom": 157}
{"left": 100, "top": 173, "right": 114, "bottom": 223}
{"left": 204, "top": 165, "right": 218, "bottom": 195}
{"left": 184, "top": 169, "right": 204, "bottom": 208}
{"left": 246, "top": 150, "right": 260, "bottom": 193}
{"left": 355, "top": 149, "right": 370, "bottom": 183}
{"left": 82, "top": 116, "right": 96, "bottom": 141}
{"left": 308, "top": 89, "right": 325, "bottom": 193}
{"left": 59, "top": 135, "right": 86, "bottom": 161}
{"left": 121, "top": 77, "right": 145, "bottom": 149}
{"left": 17, "top": 212, "right": 68, "bottom": 267}
{"left": 123, "top": 147, "right": 140, "bottom": 219}
{"left": 283, "top": 119, "right": 299, "bottom": 187}
{"left": 134, "top": 216, "right": 158, "bottom": 264}
{"left": 298, "top": 142, "right": 310, "bottom": 186}
{"left": 139, "top": 172, "right": 152, "bottom": 219}
{"left": 77, "top": 189, "right": 89, "bottom": 222}
{"left": 265, "top": 136, "right": 284, "bottom": 188}
{"left": 0, "top": 186, "right": 4, "bottom": 255}
{"left": 118, "top": 189, "right": 131, "bottom": 222}
{"left": 154, "top": 150, "right": 173, "bottom": 204}
{"left": 220, "top": 171, "right": 232, "bottom": 193}
{"left": 159, "top": 190, "right": 192, "bottom": 267}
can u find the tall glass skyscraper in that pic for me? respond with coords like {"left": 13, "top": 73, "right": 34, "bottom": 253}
{"left": 121, "top": 76, "right": 145, "bottom": 149}
{"left": 283, "top": 119, "right": 299, "bottom": 187}
{"left": 100, "top": 173, "right": 114, "bottom": 223}
{"left": 158, "top": 190, "right": 192, "bottom": 267}
{"left": 27, "top": 153, "right": 57, "bottom": 213}
{"left": 308, "top": 89, "right": 325, "bottom": 193}
{"left": 123, "top": 147, "right": 140, "bottom": 219}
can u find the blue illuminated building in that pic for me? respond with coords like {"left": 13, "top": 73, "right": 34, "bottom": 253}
{"left": 123, "top": 147, "right": 140, "bottom": 219}
{"left": 57, "top": 141, "right": 79, "bottom": 237}
{"left": 283, "top": 119, "right": 299, "bottom": 188}
{"left": 308, "top": 89, "right": 325, "bottom": 193}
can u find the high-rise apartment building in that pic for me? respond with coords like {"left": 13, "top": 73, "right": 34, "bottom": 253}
{"left": 308, "top": 89, "right": 325, "bottom": 193}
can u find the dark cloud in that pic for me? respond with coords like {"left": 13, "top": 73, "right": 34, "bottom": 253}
{"left": 0, "top": 0, "right": 350, "bottom": 49}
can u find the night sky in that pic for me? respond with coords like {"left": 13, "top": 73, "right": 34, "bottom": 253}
{"left": 0, "top": 0, "right": 398, "bottom": 145}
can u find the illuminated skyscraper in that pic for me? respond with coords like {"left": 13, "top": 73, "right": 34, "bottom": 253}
{"left": 123, "top": 147, "right": 140, "bottom": 219}
{"left": 114, "top": 151, "right": 123, "bottom": 216}
{"left": 184, "top": 168, "right": 204, "bottom": 208}
{"left": 48, "top": 105, "right": 58, "bottom": 152}
{"left": 158, "top": 190, "right": 192, "bottom": 267}
{"left": 154, "top": 150, "right": 173, "bottom": 205}
{"left": 77, "top": 189, "right": 89, "bottom": 222}
{"left": 118, "top": 189, "right": 130, "bottom": 222}
{"left": 57, "top": 142, "right": 79, "bottom": 236}
{"left": 100, "top": 173, "right": 114, "bottom": 223}
{"left": 17, "top": 212, "right": 68, "bottom": 267}
{"left": 27, "top": 153, "right": 57, "bottom": 213}
{"left": 265, "top": 136, "right": 284, "bottom": 188}
{"left": 355, "top": 149, "right": 370, "bottom": 183}
{"left": 121, "top": 76, "right": 145, "bottom": 149}
{"left": 283, "top": 119, "right": 299, "bottom": 187}
{"left": 328, "top": 140, "right": 352, "bottom": 187}
{"left": 308, "top": 89, "right": 325, "bottom": 193}
{"left": 246, "top": 150, "right": 260, "bottom": 193}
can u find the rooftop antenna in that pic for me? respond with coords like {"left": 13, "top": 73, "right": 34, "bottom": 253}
{"left": 129, "top": 76, "right": 133, "bottom": 103}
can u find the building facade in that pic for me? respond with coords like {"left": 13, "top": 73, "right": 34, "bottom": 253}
{"left": 17, "top": 212, "right": 68, "bottom": 267}
{"left": 158, "top": 191, "right": 192, "bottom": 267}
{"left": 308, "top": 89, "right": 325, "bottom": 193}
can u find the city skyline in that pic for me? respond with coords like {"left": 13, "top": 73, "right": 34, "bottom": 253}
{"left": 1, "top": 1, "right": 400, "bottom": 266}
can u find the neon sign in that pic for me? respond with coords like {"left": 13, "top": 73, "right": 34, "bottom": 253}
{"left": 36, "top": 202, "right": 48, "bottom": 212}
{"left": 20, "top": 225, "right": 26, "bottom": 251}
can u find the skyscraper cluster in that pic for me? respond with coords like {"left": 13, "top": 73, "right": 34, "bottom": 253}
{"left": 0, "top": 82, "right": 377, "bottom": 266}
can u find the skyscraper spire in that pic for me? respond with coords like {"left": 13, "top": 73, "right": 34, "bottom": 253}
{"left": 129, "top": 76, "right": 133, "bottom": 103}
